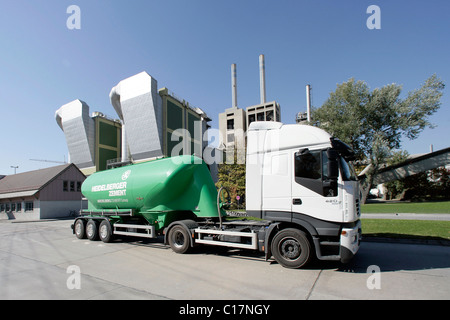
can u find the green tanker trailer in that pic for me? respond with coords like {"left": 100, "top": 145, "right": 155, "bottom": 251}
{"left": 73, "top": 155, "right": 228, "bottom": 251}
{"left": 72, "top": 122, "right": 362, "bottom": 268}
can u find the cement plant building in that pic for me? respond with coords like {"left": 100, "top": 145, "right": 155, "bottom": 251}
{"left": 218, "top": 55, "right": 281, "bottom": 154}
{"left": 56, "top": 71, "right": 212, "bottom": 176}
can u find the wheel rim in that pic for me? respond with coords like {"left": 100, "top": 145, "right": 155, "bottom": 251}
{"left": 87, "top": 224, "right": 94, "bottom": 237}
{"left": 75, "top": 221, "right": 82, "bottom": 235}
{"left": 279, "top": 237, "right": 301, "bottom": 260}
{"left": 173, "top": 230, "right": 185, "bottom": 248}
{"left": 100, "top": 224, "right": 108, "bottom": 239}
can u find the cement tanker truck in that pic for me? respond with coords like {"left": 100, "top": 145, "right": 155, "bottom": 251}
{"left": 72, "top": 122, "right": 361, "bottom": 268}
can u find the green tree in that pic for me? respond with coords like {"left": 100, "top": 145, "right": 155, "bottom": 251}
{"left": 313, "top": 75, "right": 445, "bottom": 203}
{"left": 216, "top": 149, "right": 246, "bottom": 209}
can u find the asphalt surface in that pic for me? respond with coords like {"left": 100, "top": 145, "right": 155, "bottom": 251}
{"left": 0, "top": 219, "right": 449, "bottom": 300}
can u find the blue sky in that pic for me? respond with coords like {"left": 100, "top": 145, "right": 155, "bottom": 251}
{"left": 0, "top": 0, "right": 449, "bottom": 174}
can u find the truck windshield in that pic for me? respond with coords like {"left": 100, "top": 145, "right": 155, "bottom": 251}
{"left": 339, "top": 157, "right": 357, "bottom": 181}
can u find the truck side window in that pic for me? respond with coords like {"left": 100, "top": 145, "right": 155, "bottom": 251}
{"left": 294, "top": 150, "right": 323, "bottom": 196}
{"left": 294, "top": 150, "right": 337, "bottom": 197}
{"left": 295, "top": 151, "right": 321, "bottom": 180}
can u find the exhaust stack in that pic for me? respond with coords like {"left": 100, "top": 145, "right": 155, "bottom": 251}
{"left": 306, "top": 84, "right": 311, "bottom": 122}
{"left": 259, "top": 54, "right": 266, "bottom": 104}
{"left": 231, "top": 63, "right": 237, "bottom": 108}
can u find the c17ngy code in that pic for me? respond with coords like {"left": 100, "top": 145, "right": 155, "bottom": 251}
{"left": 223, "top": 304, "right": 270, "bottom": 315}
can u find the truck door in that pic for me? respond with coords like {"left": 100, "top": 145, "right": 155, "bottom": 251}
{"left": 291, "top": 149, "right": 342, "bottom": 222}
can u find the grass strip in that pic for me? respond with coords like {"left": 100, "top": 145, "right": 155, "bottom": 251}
{"left": 362, "top": 219, "right": 450, "bottom": 241}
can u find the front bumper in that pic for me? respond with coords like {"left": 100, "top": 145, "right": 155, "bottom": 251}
{"left": 340, "top": 219, "right": 362, "bottom": 263}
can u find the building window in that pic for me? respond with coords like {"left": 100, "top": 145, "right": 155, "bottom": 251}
{"left": 227, "top": 119, "right": 234, "bottom": 130}
{"left": 63, "top": 181, "right": 68, "bottom": 192}
{"left": 16, "top": 203, "right": 22, "bottom": 212}
{"left": 70, "top": 181, "right": 75, "bottom": 192}
{"left": 0, "top": 204, "right": 4, "bottom": 212}
{"left": 76, "top": 181, "right": 81, "bottom": 192}
{"left": 248, "top": 114, "right": 255, "bottom": 125}
{"left": 11, "top": 203, "right": 16, "bottom": 212}
{"left": 25, "top": 202, "right": 34, "bottom": 211}
{"left": 257, "top": 112, "right": 265, "bottom": 121}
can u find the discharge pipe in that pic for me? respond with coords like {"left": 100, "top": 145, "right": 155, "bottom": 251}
{"left": 217, "top": 187, "right": 230, "bottom": 230}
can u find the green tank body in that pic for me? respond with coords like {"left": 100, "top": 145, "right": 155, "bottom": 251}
{"left": 81, "top": 155, "right": 222, "bottom": 230}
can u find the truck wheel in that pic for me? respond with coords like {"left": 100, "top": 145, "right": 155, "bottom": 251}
{"left": 168, "top": 225, "right": 191, "bottom": 254}
{"left": 74, "top": 219, "right": 86, "bottom": 239}
{"left": 86, "top": 219, "right": 99, "bottom": 241}
{"left": 99, "top": 220, "right": 113, "bottom": 243}
{"left": 271, "top": 228, "right": 311, "bottom": 269}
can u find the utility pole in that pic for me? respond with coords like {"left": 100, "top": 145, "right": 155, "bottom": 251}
{"left": 10, "top": 166, "right": 18, "bottom": 174}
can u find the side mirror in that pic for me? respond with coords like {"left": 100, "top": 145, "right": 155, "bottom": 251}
{"left": 327, "top": 149, "right": 338, "bottom": 160}
{"left": 328, "top": 158, "right": 339, "bottom": 180}
{"left": 326, "top": 148, "right": 339, "bottom": 179}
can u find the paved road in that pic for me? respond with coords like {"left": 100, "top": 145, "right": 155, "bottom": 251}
{"left": 0, "top": 219, "right": 449, "bottom": 300}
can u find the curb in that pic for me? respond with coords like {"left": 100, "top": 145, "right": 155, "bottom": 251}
{"left": 362, "top": 236, "right": 450, "bottom": 247}
{"left": 0, "top": 217, "right": 75, "bottom": 224}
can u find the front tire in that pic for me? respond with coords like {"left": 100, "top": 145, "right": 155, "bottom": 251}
{"left": 271, "top": 228, "right": 311, "bottom": 269}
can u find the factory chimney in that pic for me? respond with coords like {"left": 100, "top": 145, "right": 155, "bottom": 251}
{"left": 231, "top": 63, "right": 237, "bottom": 108}
{"left": 306, "top": 84, "right": 312, "bottom": 123}
{"left": 259, "top": 54, "right": 266, "bottom": 104}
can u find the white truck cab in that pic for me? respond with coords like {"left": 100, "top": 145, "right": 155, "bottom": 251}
{"left": 246, "top": 122, "right": 361, "bottom": 265}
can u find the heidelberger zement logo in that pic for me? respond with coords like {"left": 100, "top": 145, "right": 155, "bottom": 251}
{"left": 122, "top": 170, "right": 131, "bottom": 181}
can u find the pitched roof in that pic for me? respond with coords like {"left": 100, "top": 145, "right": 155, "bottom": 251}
{"left": 0, "top": 164, "right": 77, "bottom": 195}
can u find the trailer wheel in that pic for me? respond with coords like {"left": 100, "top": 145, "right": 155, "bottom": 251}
{"left": 99, "top": 220, "right": 113, "bottom": 243}
{"left": 74, "top": 219, "right": 86, "bottom": 239}
{"left": 271, "top": 228, "right": 311, "bottom": 269}
{"left": 168, "top": 225, "right": 191, "bottom": 254}
{"left": 86, "top": 219, "right": 99, "bottom": 241}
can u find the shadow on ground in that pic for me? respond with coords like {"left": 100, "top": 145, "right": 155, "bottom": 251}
{"left": 108, "top": 235, "right": 450, "bottom": 274}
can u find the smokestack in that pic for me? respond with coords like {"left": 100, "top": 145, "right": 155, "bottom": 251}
{"left": 306, "top": 84, "right": 311, "bottom": 122}
{"left": 259, "top": 54, "right": 266, "bottom": 104}
{"left": 231, "top": 63, "right": 237, "bottom": 108}
{"left": 121, "top": 122, "right": 128, "bottom": 162}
